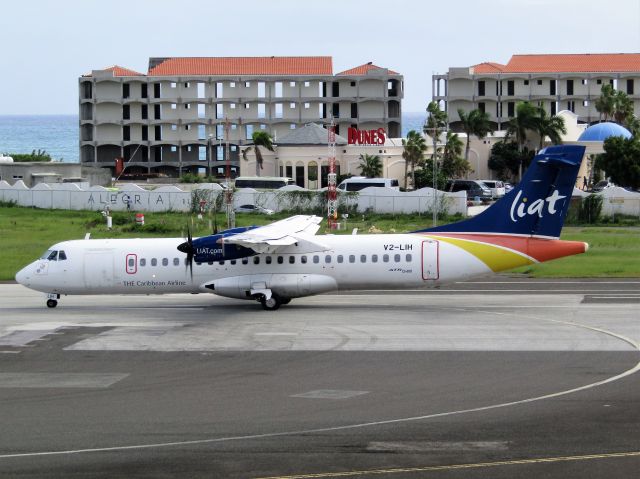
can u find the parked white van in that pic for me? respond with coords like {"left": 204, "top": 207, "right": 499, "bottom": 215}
{"left": 337, "top": 177, "right": 400, "bottom": 192}
{"left": 480, "top": 180, "right": 506, "bottom": 199}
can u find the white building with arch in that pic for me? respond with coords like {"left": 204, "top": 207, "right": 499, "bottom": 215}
{"left": 239, "top": 123, "right": 410, "bottom": 189}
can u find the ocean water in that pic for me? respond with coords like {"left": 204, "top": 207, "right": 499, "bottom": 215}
{"left": 402, "top": 112, "right": 427, "bottom": 136}
{"left": 0, "top": 115, "right": 78, "bottom": 163}
{"left": 0, "top": 113, "right": 427, "bottom": 164}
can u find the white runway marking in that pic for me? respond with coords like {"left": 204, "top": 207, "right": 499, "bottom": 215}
{"left": 291, "top": 390, "right": 370, "bottom": 400}
{"left": 0, "top": 330, "right": 56, "bottom": 347}
{"left": 366, "top": 441, "right": 510, "bottom": 452}
{"left": 459, "top": 281, "right": 640, "bottom": 284}
{"left": 589, "top": 296, "right": 640, "bottom": 299}
{"left": 0, "top": 313, "right": 637, "bottom": 460}
{"left": 0, "top": 373, "right": 129, "bottom": 388}
{"left": 254, "top": 333, "right": 298, "bottom": 336}
{"left": 338, "top": 290, "right": 640, "bottom": 294}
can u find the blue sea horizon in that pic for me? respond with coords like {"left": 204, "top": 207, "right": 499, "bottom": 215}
{"left": 0, "top": 113, "right": 427, "bottom": 164}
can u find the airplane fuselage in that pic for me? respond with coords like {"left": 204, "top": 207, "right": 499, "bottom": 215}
{"left": 16, "top": 233, "right": 587, "bottom": 301}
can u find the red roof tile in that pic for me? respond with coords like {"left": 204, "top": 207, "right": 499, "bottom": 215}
{"left": 83, "top": 65, "right": 145, "bottom": 77}
{"left": 471, "top": 54, "right": 640, "bottom": 74}
{"left": 147, "top": 57, "right": 333, "bottom": 76}
{"left": 504, "top": 54, "right": 640, "bottom": 73}
{"left": 472, "top": 62, "right": 506, "bottom": 74}
{"left": 337, "top": 63, "right": 399, "bottom": 75}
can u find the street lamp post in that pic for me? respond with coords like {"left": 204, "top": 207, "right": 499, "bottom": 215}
{"left": 422, "top": 127, "right": 439, "bottom": 227}
{"left": 431, "top": 132, "right": 438, "bottom": 227}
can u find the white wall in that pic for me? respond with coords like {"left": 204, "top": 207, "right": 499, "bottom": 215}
{"left": 0, "top": 181, "right": 467, "bottom": 215}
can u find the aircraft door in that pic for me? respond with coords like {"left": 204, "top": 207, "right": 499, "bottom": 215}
{"left": 125, "top": 254, "right": 137, "bottom": 274}
{"left": 422, "top": 240, "right": 439, "bottom": 280}
{"left": 84, "top": 252, "right": 115, "bottom": 289}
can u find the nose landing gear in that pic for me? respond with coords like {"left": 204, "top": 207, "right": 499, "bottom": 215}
{"left": 46, "top": 293, "right": 59, "bottom": 308}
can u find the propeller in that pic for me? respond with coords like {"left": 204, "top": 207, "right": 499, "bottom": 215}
{"left": 177, "top": 225, "right": 194, "bottom": 279}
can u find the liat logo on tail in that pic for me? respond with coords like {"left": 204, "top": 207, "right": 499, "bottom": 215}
{"left": 415, "top": 145, "right": 586, "bottom": 238}
{"left": 509, "top": 189, "right": 566, "bottom": 222}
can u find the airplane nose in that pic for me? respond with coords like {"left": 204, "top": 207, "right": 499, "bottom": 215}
{"left": 15, "top": 266, "right": 29, "bottom": 285}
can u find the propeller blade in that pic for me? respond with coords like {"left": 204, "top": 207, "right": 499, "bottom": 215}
{"left": 177, "top": 224, "right": 194, "bottom": 280}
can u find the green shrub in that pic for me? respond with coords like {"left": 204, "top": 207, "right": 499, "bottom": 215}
{"left": 120, "top": 222, "right": 173, "bottom": 234}
{"left": 180, "top": 173, "right": 203, "bottom": 183}
{"left": 6, "top": 149, "right": 52, "bottom": 162}
{"left": 578, "top": 194, "right": 603, "bottom": 224}
{"left": 110, "top": 213, "right": 131, "bottom": 226}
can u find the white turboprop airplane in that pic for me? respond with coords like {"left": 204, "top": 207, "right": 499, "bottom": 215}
{"left": 16, "top": 145, "right": 589, "bottom": 311}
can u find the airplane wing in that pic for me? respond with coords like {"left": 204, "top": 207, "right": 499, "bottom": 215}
{"left": 220, "top": 215, "right": 329, "bottom": 253}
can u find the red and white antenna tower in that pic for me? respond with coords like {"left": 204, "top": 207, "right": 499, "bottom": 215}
{"left": 327, "top": 118, "right": 338, "bottom": 228}
{"left": 224, "top": 117, "right": 235, "bottom": 228}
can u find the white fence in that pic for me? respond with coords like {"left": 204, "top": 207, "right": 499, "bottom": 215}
{"left": 573, "top": 186, "right": 640, "bottom": 218}
{"left": 3, "top": 181, "right": 638, "bottom": 218}
{"left": 0, "top": 181, "right": 468, "bottom": 216}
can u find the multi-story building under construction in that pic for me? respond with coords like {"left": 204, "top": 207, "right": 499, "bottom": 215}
{"left": 79, "top": 56, "right": 403, "bottom": 177}
{"left": 432, "top": 53, "right": 640, "bottom": 132}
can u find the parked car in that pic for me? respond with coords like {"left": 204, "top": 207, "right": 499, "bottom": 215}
{"left": 504, "top": 182, "right": 514, "bottom": 194}
{"left": 234, "top": 204, "right": 274, "bottom": 215}
{"left": 445, "top": 180, "right": 493, "bottom": 201}
{"left": 480, "top": 180, "right": 506, "bottom": 199}
{"left": 592, "top": 180, "right": 615, "bottom": 192}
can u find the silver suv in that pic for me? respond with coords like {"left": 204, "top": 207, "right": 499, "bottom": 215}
{"left": 480, "top": 180, "right": 506, "bottom": 199}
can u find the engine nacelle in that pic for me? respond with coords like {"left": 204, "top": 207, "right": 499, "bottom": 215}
{"left": 202, "top": 274, "right": 338, "bottom": 300}
{"left": 192, "top": 226, "right": 257, "bottom": 263}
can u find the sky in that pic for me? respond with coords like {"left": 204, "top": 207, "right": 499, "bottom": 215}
{"left": 2, "top": 0, "right": 640, "bottom": 114}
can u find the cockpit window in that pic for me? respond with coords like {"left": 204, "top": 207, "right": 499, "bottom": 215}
{"left": 58, "top": 251, "right": 67, "bottom": 261}
{"left": 40, "top": 250, "right": 58, "bottom": 261}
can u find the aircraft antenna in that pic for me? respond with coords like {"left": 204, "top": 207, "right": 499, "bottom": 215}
{"left": 224, "top": 117, "right": 235, "bottom": 229}
{"left": 327, "top": 117, "right": 338, "bottom": 229}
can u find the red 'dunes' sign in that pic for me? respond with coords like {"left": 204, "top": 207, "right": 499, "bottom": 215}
{"left": 347, "top": 127, "right": 386, "bottom": 145}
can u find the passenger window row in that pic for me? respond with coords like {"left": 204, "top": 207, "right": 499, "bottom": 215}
{"left": 148, "top": 253, "right": 413, "bottom": 268}
{"left": 139, "top": 257, "right": 184, "bottom": 267}
{"left": 239, "top": 253, "right": 413, "bottom": 266}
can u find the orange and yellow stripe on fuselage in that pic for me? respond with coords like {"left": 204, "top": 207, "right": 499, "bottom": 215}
{"left": 417, "top": 233, "right": 588, "bottom": 273}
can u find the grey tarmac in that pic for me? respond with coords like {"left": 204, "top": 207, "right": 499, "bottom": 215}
{"left": 0, "top": 277, "right": 638, "bottom": 478}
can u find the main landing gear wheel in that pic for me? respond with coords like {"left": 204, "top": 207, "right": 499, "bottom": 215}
{"left": 46, "top": 299, "right": 58, "bottom": 308}
{"left": 261, "top": 295, "right": 282, "bottom": 311}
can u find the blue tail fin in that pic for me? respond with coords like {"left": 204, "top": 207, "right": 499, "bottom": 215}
{"left": 418, "top": 145, "right": 586, "bottom": 238}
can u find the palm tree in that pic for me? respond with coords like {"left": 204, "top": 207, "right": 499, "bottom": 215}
{"left": 441, "top": 131, "right": 471, "bottom": 179}
{"left": 505, "top": 102, "right": 539, "bottom": 179}
{"left": 535, "top": 109, "right": 567, "bottom": 150}
{"left": 402, "top": 130, "right": 427, "bottom": 189}
{"left": 457, "top": 108, "right": 493, "bottom": 161}
{"left": 625, "top": 115, "right": 640, "bottom": 136}
{"left": 423, "top": 101, "right": 448, "bottom": 179}
{"left": 242, "top": 131, "right": 274, "bottom": 177}
{"left": 613, "top": 90, "right": 634, "bottom": 126}
{"left": 358, "top": 154, "right": 383, "bottom": 178}
{"left": 595, "top": 84, "right": 615, "bottom": 122}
